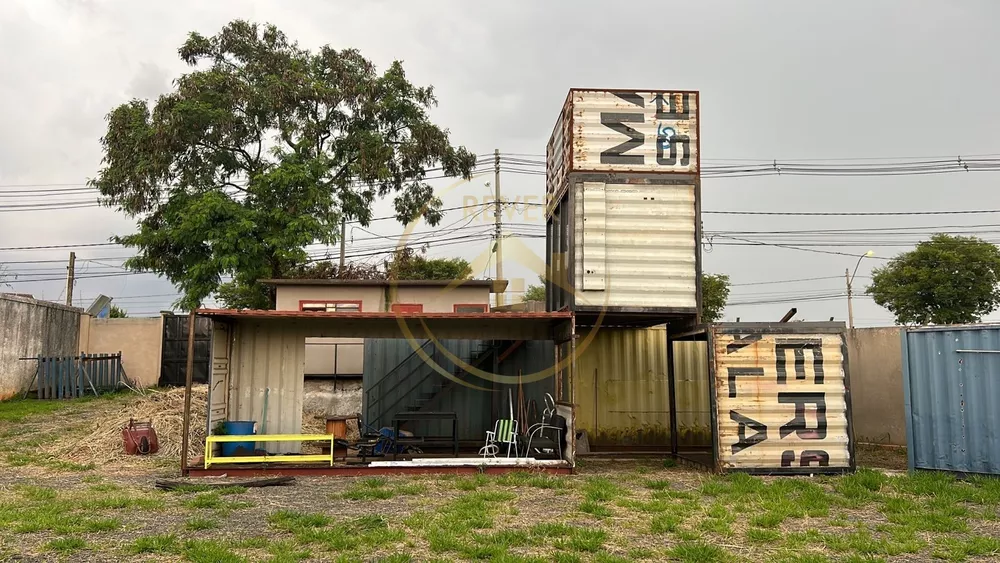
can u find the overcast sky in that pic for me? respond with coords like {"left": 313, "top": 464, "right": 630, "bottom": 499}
{"left": 1, "top": 0, "right": 999, "bottom": 325}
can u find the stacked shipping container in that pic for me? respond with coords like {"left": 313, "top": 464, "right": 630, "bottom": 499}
{"left": 545, "top": 89, "right": 702, "bottom": 325}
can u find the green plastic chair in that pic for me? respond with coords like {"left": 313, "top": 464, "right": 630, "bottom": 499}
{"left": 480, "top": 418, "right": 519, "bottom": 458}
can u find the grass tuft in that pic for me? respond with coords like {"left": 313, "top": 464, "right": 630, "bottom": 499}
{"left": 186, "top": 516, "right": 220, "bottom": 531}
{"left": 45, "top": 536, "right": 86, "bottom": 553}
{"left": 130, "top": 534, "right": 180, "bottom": 554}
{"left": 184, "top": 539, "right": 246, "bottom": 563}
{"left": 665, "top": 541, "right": 731, "bottom": 562}
{"left": 578, "top": 500, "right": 613, "bottom": 518}
{"left": 268, "top": 510, "right": 332, "bottom": 532}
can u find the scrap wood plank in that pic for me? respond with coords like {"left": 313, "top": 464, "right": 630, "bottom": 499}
{"left": 154, "top": 476, "right": 295, "bottom": 491}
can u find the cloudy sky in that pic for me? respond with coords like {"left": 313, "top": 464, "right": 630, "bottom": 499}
{"left": 1, "top": 0, "right": 998, "bottom": 325}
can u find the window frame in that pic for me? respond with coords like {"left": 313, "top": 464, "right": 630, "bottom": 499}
{"left": 453, "top": 303, "right": 489, "bottom": 314}
{"left": 298, "top": 300, "right": 363, "bottom": 313}
{"left": 390, "top": 303, "right": 424, "bottom": 314}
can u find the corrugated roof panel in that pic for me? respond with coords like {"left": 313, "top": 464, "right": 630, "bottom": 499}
{"left": 712, "top": 329, "right": 852, "bottom": 472}
{"left": 903, "top": 326, "right": 1000, "bottom": 475}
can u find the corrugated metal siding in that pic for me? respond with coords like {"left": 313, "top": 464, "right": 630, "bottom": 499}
{"left": 546, "top": 94, "right": 571, "bottom": 202}
{"left": 673, "top": 341, "right": 712, "bottom": 446}
{"left": 903, "top": 327, "right": 1000, "bottom": 475}
{"left": 569, "top": 90, "right": 699, "bottom": 175}
{"left": 363, "top": 339, "right": 492, "bottom": 441}
{"left": 574, "top": 327, "right": 670, "bottom": 447}
{"left": 712, "top": 328, "right": 852, "bottom": 472}
{"left": 573, "top": 182, "right": 697, "bottom": 308}
{"left": 228, "top": 320, "right": 306, "bottom": 454}
{"left": 495, "top": 340, "right": 557, "bottom": 424}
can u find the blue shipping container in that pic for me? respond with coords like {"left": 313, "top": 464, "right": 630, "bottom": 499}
{"left": 902, "top": 325, "right": 1000, "bottom": 475}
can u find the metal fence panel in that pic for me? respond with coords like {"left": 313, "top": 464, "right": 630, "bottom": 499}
{"left": 36, "top": 353, "right": 123, "bottom": 399}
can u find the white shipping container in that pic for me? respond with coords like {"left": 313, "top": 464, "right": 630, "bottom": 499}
{"left": 547, "top": 89, "right": 700, "bottom": 200}
{"left": 572, "top": 181, "right": 697, "bottom": 310}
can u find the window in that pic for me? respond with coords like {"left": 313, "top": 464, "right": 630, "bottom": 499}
{"left": 453, "top": 304, "right": 488, "bottom": 313}
{"left": 391, "top": 303, "right": 423, "bottom": 313}
{"left": 299, "top": 300, "right": 362, "bottom": 312}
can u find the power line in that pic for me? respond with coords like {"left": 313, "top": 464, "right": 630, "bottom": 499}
{"left": 729, "top": 275, "right": 859, "bottom": 287}
{"left": 0, "top": 242, "right": 118, "bottom": 252}
{"left": 704, "top": 209, "right": 1000, "bottom": 217}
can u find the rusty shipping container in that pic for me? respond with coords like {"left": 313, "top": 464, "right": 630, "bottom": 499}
{"left": 545, "top": 89, "right": 701, "bottom": 325}
{"left": 673, "top": 322, "right": 855, "bottom": 474}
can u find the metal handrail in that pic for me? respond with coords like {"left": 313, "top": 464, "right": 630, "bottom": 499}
{"left": 366, "top": 340, "right": 514, "bottom": 428}
{"left": 372, "top": 347, "right": 445, "bottom": 427}
{"left": 365, "top": 340, "right": 436, "bottom": 417}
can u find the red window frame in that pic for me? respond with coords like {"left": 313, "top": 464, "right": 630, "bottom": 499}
{"left": 390, "top": 303, "right": 424, "bottom": 313}
{"left": 453, "top": 303, "right": 488, "bottom": 313}
{"left": 298, "top": 300, "right": 363, "bottom": 312}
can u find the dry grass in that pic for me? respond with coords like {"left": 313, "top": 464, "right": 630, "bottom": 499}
{"left": 39, "top": 385, "right": 209, "bottom": 466}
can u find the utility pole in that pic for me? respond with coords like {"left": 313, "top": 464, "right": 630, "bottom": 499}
{"left": 494, "top": 148, "right": 504, "bottom": 307}
{"left": 845, "top": 268, "right": 855, "bottom": 330}
{"left": 338, "top": 217, "right": 347, "bottom": 271}
{"left": 65, "top": 252, "right": 76, "bottom": 307}
{"left": 846, "top": 250, "right": 873, "bottom": 330}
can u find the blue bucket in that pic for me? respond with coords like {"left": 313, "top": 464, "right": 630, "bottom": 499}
{"left": 221, "top": 420, "right": 256, "bottom": 457}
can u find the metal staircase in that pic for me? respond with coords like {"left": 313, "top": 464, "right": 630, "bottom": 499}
{"left": 364, "top": 340, "right": 514, "bottom": 429}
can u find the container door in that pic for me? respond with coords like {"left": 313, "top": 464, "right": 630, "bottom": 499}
{"left": 712, "top": 328, "right": 853, "bottom": 473}
{"left": 904, "top": 328, "right": 1000, "bottom": 474}
{"left": 208, "top": 320, "right": 231, "bottom": 434}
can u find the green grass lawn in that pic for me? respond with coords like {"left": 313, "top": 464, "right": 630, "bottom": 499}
{"left": 1, "top": 394, "right": 998, "bottom": 562}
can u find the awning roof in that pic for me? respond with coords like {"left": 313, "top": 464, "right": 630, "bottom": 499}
{"left": 196, "top": 309, "right": 574, "bottom": 341}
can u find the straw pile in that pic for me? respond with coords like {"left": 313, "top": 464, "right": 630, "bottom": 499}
{"left": 42, "top": 385, "right": 208, "bottom": 466}
{"left": 41, "top": 387, "right": 361, "bottom": 467}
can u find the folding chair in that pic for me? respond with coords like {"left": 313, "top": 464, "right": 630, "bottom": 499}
{"left": 480, "top": 418, "right": 519, "bottom": 458}
{"left": 525, "top": 393, "right": 563, "bottom": 460}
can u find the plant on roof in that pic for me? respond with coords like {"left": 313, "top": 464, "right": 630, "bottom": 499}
{"left": 90, "top": 20, "right": 476, "bottom": 310}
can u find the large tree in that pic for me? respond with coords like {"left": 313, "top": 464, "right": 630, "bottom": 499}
{"left": 701, "top": 273, "right": 731, "bottom": 323}
{"left": 867, "top": 234, "right": 1000, "bottom": 325}
{"left": 91, "top": 20, "right": 476, "bottom": 310}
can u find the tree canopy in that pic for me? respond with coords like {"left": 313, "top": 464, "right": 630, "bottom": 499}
{"left": 701, "top": 273, "right": 731, "bottom": 323}
{"left": 90, "top": 20, "right": 476, "bottom": 310}
{"left": 866, "top": 234, "right": 1000, "bottom": 325}
{"left": 385, "top": 247, "right": 471, "bottom": 281}
{"left": 522, "top": 275, "right": 545, "bottom": 302}
{"left": 108, "top": 305, "right": 128, "bottom": 318}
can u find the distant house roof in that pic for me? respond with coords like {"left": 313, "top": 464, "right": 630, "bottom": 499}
{"left": 260, "top": 278, "right": 509, "bottom": 292}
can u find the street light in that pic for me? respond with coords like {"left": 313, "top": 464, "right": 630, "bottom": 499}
{"left": 846, "top": 250, "right": 874, "bottom": 329}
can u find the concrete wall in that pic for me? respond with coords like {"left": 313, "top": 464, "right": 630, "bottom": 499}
{"left": 303, "top": 379, "right": 363, "bottom": 419}
{"left": 0, "top": 295, "right": 82, "bottom": 399}
{"left": 275, "top": 286, "right": 384, "bottom": 312}
{"left": 392, "top": 286, "right": 490, "bottom": 312}
{"left": 846, "top": 327, "right": 906, "bottom": 446}
{"left": 78, "top": 315, "right": 164, "bottom": 388}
